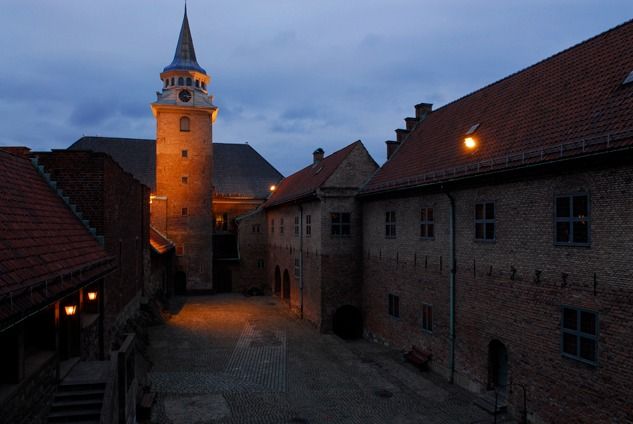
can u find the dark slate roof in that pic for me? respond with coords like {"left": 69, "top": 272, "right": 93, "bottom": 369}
{"left": 363, "top": 20, "right": 633, "bottom": 194}
{"left": 67, "top": 137, "right": 283, "bottom": 198}
{"left": 263, "top": 141, "right": 360, "bottom": 208}
{"left": 0, "top": 150, "right": 114, "bottom": 326}
{"left": 163, "top": 5, "right": 206, "bottom": 74}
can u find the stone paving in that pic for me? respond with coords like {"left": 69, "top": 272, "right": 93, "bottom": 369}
{"left": 147, "top": 294, "right": 497, "bottom": 424}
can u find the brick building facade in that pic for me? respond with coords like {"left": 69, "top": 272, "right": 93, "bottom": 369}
{"left": 358, "top": 21, "right": 633, "bottom": 423}
{"left": 264, "top": 142, "right": 377, "bottom": 331}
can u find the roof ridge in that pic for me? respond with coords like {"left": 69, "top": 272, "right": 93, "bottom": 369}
{"left": 430, "top": 19, "right": 633, "bottom": 116}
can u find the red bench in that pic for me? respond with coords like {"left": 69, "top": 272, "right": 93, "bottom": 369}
{"left": 404, "top": 345, "right": 432, "bottom": 370}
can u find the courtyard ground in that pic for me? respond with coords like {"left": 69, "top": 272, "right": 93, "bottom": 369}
{"left": 147, "top": 294, "right": 503, "bottom": 424}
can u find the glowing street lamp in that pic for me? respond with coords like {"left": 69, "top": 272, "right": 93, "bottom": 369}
{"left": 269, "top": 185, "right": 277, "bottom": 192}
{"left": 87, "top": 291, "right": 98, "bottom": 301}
{"left": 64, "top": 304, "right": 77, "bottom": 316}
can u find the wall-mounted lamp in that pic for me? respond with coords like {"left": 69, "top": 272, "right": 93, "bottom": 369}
{"left": 464, "top": 137, "right": 477, "bottom": 149}
{"left": 64, "top": 305, "right": 77, "bottom": 316}
{"left": 269, "top": 185, "right": 277, "bottom": 192}
{"left": 87, "top": 291, "right": 98, "bottom": 301}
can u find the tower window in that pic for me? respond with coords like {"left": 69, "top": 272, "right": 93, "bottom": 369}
{"left": 202, "top": 82, "right": 206, "bottom": 90}
{"left": 164, "top": 79, "right": 168, "bottom": 87}
{"left": 195, "top": 80, "right": 200, "bottom": 88}
{"left": 178, "top": 77, "right": 184, "bottom": 86}
{"left": 181, "top": 149, "right": 188, "bottom": 158}
{"left": 180, "top": 117, "right": 190, "bottom": 132}
{"left": 182, "top": 208, "right": 188, "bottom": 216}
{"left": 171, "top": 77, "right": 175, "bottom": 86}
{"left": 181, "top": 176, "right": 188, "bottom": 184}
{"left": 186, "top": 77, "right": 192, "bottom": 86}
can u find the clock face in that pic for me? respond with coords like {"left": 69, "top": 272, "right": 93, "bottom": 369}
{"left": 179, "top": 90, "right": 192, "bottom": 103}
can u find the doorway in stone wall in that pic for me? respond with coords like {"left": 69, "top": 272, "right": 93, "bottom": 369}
{"left": 175, "top": 271, "right": 187, "bottom": 294}
{"left": 282, "top": 269, "right": 290, "bottom": 301}
{"left": 274, "top": 266, "right": 281, "bottom": 296}
{"left": 488, "top": 340, "right": 509, "bottom": 397}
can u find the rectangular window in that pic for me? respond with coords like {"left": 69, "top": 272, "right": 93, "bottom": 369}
{"left": 561, "top": 306, "right": 598, "bottom": 364}
{"left": 271, "top": 219, "right": 275, "bottom": 234}
{"left": 420, "top": 207, "right": 434, "bottom": 239}
{"left": 256, "top": 259, "right": 264, "bottom": 269}
{"left": 555, "top": 194, "right": 590, "bottom": 245}
{"left": 331, "top": 212, "right": 351, "bottom": 237}
{"left": 385, "top": 211, "right": 396, "bottom": 238}
{"left": 475, "top": 202, "right": 495, "bottom": 241}
{"left": 181, "top": 207, "right": 188, "bottom": 216}
{"left": 181, "top": 149, "right": 188, "bottom": 158}
{"left": 294, "top": 216, "right": 299, "bottom": 236}
{"left": 280, "top": 218, "right": 284, "bottom": 234}
{"left": 305, "top": 215, "right": 312, "bottom": 237}
{"left": 252, "top": 224, "right": 261, "bottom": 233}
{"left": 388, "top": 294, "right": 400, "bottom": 318}
{"left": 422, "top": 304, "right": 433, "bottom": 332}
{"left": 294, "top": 258, "right": 300, "bottom": 278}
{"left": 181, "top": 176, "right": 188, "bottom": 184}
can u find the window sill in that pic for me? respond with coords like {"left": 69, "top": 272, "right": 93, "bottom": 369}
{"left": 419, "top": 237, "right": 435, "bottom": 241}
{"left": 474, "top": 239, "right": 496, "bottom": 244}
{"left": 561, "top": 353, "right": 597, "bottom": 367}
{"left": 554, "top": 242, "right": 591, "bottom": 248}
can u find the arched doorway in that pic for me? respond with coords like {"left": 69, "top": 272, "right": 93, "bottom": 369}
{"left": 488, "top": 340, "right": 509, "bottom": 396}
{"left": 274, "top": 266, "right": 281, "bottom": 296}
{"left": 282, "top": 269, "right": 290, "bottom": 301}
{"left": 175, "top": 271, "right": 187, "bottom": 294}
{"left": 333, "top": 305, "right": 362, "bottom": 339}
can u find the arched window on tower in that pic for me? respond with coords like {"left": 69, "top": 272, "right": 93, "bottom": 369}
{"left": 180, "top": 116, "right": 190, "bottom": 132}
{"left": 164, "top": 79, "right": 169, "bottom": 88}
{"left": 171, "top": 77, "right": 175, "bottom": 86}
{"left": 195, "top": 80, "right": 199, "bottom": 88}
{"left": 201, "top": 82, "right": 206, "bottom": 90}
{"left": 178, "top": 77, "right": 184, "bottom": 86}
{"left": 186, "top": 77, "right": 192, "bottom": 86}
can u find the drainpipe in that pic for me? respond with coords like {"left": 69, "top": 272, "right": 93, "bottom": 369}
{"left": 299, "top": 205, "right": 304, "bottom": 319}
{"left": 445, "top": 189, "right": 456, "bottom": 384}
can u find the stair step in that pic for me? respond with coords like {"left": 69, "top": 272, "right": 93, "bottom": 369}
{"left": 47, "top": 408, "right": 101, "bottom": 422}
{"left": 52, "top": 398, "right": 103, "bottom": 410}
{"left": 58, "top": 382, "right": 106, "bottom": 392}
{"left": 54, "top": 389, "right": 105, "bottom": 402}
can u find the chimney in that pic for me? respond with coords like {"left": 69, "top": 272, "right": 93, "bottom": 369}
{"left": 385, "top": 140, "right": 400, "bottom": 160}
{"left": 414, "top": 103, "right": 433, "bottom": 121}
{"left": 395, "top": 128, "right": 410, "bottom": 142}
{"left": 313, "top": 148, "right": 324, "bottom": 164}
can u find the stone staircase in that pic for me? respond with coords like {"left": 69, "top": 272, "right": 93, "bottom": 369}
{"left": 47, "top": 381, "right": 105, "bottom": 423}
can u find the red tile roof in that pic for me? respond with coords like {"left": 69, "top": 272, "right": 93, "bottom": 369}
{"left": 263, "top": 141, "right": 360, "bottom": 208}
{"left": 150, "top": 226, "right": 175, "bottom": 254}
{"left": 0, "top": 150, "right": 114, "bottom": 324}
{"left": 363, "top": 20, "right": 633, "bottom": 194}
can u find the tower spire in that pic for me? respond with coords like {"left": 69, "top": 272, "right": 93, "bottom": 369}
{"left": 163, "top": 5, "right": 206, "bottom": 74}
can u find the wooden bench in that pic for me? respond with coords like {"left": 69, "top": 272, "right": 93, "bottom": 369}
{"left": 404, "top": 345, "right": 432, "bottom": 370}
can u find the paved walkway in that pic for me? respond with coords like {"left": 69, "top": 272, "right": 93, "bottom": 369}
{"left": 147, "top": 294, "right": 494, "bottom": 424}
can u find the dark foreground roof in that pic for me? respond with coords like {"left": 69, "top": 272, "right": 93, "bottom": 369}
{"left": 0, "top": 150, "right": 114, "bottom": 327}
{"left": 68, "top": 137, "right": 283, "bottom": 198}
{"left": 150, "top": 226, "right": 174, "bottom": 255}
{"left": 363, "top": 20, "right": 633, "bottom": 194}
{"left": 264, "top": 141, "right": 361, "bottom": 208}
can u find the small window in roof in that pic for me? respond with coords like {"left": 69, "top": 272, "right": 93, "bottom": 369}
{"left": 622, "top": 71, "right": 633, "bottom": 85}
{"left": 466, "top": 123, "right": 480, "bottom": 135}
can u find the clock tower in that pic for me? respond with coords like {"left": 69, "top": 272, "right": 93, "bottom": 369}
{"left": 151, "top": 6, "right": 217, "bottom": 290}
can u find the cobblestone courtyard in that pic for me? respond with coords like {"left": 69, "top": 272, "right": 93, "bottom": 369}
{"left": 147, "top": 294, "right": 494, "bottom": 424}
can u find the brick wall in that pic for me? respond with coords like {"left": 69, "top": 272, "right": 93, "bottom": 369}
{"left": 35, "top": 151, "right": 149, "bottom": 352}
{"left": 361, "top": 160, "right": 633, "bottom": 423}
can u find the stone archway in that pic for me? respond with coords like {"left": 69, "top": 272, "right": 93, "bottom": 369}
{"left": 488, "top": 339, "right": 509, "bottom": 396}
{"left": 274, "top": 266, "right": 281, "bottom": 296}
{"left": 282, "top": 269, "right": 290, "bottom": 301}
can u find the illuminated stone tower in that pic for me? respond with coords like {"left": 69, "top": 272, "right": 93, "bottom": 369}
{"left": 151, "top": 6, "right": 217, "bottom": 290}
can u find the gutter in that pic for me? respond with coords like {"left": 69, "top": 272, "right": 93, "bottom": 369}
{"left": 444, "top": 188, "right": 457, "bottom": 384}
{"left": 299, "top": 205, "right": 304, "bottom": 319}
